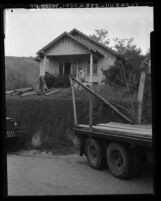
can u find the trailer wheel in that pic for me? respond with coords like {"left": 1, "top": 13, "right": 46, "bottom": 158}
{"left": 86, "top": 138, "right": 106, "bottom": 169}
{"left": 106, "top": 143, "right": 131, "bottom": 179}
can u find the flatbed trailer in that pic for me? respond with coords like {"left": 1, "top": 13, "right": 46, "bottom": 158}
{"left": 69, "top": 75, "right": 152, "bottom": 179}
{"left": 75, "top": 123, "right": 152, "bottom": 148}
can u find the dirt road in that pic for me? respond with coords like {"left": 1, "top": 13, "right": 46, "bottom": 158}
{"left": 7, "top": 150, "right": 153, "bottom": 195}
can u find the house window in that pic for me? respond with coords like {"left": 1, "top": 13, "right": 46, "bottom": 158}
{"left": 59, "top": 63, "right": 63, "bottom": 75}
{"left": 87, "top": 60, "right": 98, "bottom": 75}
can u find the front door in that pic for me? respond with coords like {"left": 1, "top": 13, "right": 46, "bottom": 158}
{"left": 64, "top": 62, "right": 71, "bottom": 75}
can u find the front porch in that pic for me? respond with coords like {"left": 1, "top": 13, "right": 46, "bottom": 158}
{"left": 41, "top": 53, "right": 102, "bottom": 84}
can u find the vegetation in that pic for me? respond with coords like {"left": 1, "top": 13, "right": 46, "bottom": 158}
{"left": 5, "top": 56, "right": 39, "bottom": 91}
{"left": 44, "top": 72, "right": 70, "bottom": 88}
{"left": 89, "top": 29, "right": 110, "bottom": 45}
{"left": 89, "top": 29, "right": 150, "bottom": 92}
{"left": 6, "top": 84, "right": 151, "bottom": 149}
{"left": 5, "top": 30, "right": 151, "bottom": 150}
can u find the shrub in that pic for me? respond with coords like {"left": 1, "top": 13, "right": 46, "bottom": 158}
{"left": 44, "top": 72, "right": 70, "bottom": 88}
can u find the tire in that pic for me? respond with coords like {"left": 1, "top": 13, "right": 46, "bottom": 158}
{"left": 85, "top": 138, "right": 106, "bottom": 170}
{"left": 106, "top": 142, "right": 132, "bottom": 179}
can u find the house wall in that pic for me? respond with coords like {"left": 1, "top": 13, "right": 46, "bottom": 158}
{"left": 45, "top": 54, "right": 116, "bottom": 84}
{"left": 45, "top": 38, "right": 90, "bottom": 56}
{"left": 71, "top": 33, "right": 116, "bottom": 62}
{"left": 40, "top": 33, "right": 116, "bottom": 84}
{"left": 71, "top": 33, "right": 116, "bottom": 83}
{"left": 46, "top": 57, "right": 59, "bottom": 74}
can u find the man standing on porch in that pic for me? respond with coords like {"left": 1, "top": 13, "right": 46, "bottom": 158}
{"left": 77, "top": 67, "right": 85, "bottom": 90}
{"left": 78, "top": 67, "right": 85, "bottom": 83}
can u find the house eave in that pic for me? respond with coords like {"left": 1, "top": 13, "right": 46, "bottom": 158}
{"left": 70, "top": 28, "right": 119, "bottom": 57}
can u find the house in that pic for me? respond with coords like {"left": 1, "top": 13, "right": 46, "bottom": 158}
{"left": 36, "top": 29, "right": 119, "bottom": 84}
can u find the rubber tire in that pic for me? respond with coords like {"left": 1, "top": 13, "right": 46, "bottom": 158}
{"left": 106, "top": 142, "right": 132, "bottom": 179}
{"left": 85, "top": 138, "right": 106, "bottom": 170}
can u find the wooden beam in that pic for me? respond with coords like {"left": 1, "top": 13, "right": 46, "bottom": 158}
{"left": 89, "top": 53, "right": 93, "bottom": 129}
{"left": 89, "top": 90, "right": 93, "bottom": 130}
{"left": 45, "top": 90, "right": 60, "bottom": 96}
{"left": 137, "top": 70, "right": 146, "bottom": 124}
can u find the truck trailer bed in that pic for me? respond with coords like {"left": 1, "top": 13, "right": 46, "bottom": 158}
{"left": 74, "top": 122, "right": 152, "bottom": 147}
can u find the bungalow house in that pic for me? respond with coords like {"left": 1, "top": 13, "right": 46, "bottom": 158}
{"left": 36, "top": 28, "right": 119, "bottom": 84}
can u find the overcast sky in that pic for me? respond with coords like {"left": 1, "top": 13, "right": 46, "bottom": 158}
{"left": 4, "top": 7, "right": 153, "bottom": 57}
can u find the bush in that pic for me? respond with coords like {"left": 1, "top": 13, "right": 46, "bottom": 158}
{"left": 103, "top": 59, "right": 143, "bottom": 93}
{"left": 5, "top": 82, "right": 151, "bottom": 149}
{"left": 44, "top": 72, "right": 70, "bottom": 88}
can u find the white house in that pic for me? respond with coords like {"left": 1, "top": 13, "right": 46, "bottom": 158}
{"left": 36, "top": 28, "right": 119, "bottom": 84}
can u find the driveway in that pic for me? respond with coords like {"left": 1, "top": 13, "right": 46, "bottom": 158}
{"left": 7, "top": 150, "right": 153, "bottom": 195}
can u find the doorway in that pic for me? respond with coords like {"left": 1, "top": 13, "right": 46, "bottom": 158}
{"left": 64, "top": 62, "right": 71, "bottom": 75}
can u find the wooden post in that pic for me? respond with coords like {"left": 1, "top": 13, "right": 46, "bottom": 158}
{"left": 137, "top": 67, "right": 147, "bottom": 124}
{"left": 89, "top": 52, "right": 93, "bottom": 130}
{"left": 69, "top": 77, "right": 78, "bottom": 125}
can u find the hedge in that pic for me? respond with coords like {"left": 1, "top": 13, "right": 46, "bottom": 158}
{"left": 5, "top": 83, "right": 151, "bottom": 149}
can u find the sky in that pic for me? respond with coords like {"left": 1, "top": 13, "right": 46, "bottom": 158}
{"left": 4, "top": 7, "right": 153, "bottom": 57}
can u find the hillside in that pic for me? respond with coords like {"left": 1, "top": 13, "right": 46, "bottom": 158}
{"left": 5, "top": 56, "right": 39, "bottom": 90}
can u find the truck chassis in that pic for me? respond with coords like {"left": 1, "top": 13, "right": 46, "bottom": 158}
{"left": 69, "top": 76, "right": 152, "bottom": 179}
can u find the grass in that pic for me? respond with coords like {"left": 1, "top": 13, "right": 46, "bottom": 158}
{"left": 5, "top": 56, "right": 39, "bottom": 90}
{"left": 6, "top": 81, "right": 151, "bottom": 151}
{"left": 5, "top": 56, "right": 152, "bottom": 153}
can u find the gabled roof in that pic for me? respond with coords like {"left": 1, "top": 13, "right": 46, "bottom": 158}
{"left": 70, "top": 28, "right": 118, "bottom": 57}
{"left": 36, "top": 31, "right": 104, "bottom": 56}
{"left": 36, "top": 29, "right": 118, "bottom": 57}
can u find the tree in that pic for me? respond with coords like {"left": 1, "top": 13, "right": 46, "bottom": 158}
{"left": 105, "top": 37, "right": 146, "bottom": 90}
{"left": 89, "top": 29, "right": 110, "bottom": 45}
{"left": 113, "top": 37, "right": 144, "bottom": 68}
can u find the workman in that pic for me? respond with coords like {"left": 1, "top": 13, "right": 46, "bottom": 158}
{"left": 78, "top": 67, "right": 85, "bottom": 83}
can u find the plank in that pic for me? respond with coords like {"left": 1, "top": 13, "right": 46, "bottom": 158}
{"left": 21, "top": 91, "right": 37, "bottom": 96}
{"left": 6, "top": 90, "right": 15, "bottom": 95}
{"left": 44, "top": 89, "right": 60, "bottom": 96}
{"left": 97, "top": 122, "right": 152, "bottom": 132}
{"left": 76, "top": 125, "right": 152, "bottom": 147}
{"left": 93, "top": 125, "right": 151, "bottom": 136}
{"left": 77, "top": 124, "right": 152, "bottom": 137}
{"left": 15, "top": 87, "right": 33, "bottom": 93}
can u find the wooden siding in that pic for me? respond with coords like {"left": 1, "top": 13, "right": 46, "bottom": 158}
{"left": 71, "top": 33, "right": 116, "bottom": 59}
{"left": 71, "top": 32, "right": 116, "bottom": 80}
{"left": 45, "top": 37, "right": 90, "bottom": 56}
{"left": 46, "top": 55, "right": 115, "bottom": 84}
{"left": 40, "top": 33, "right": 116, "bottom": 84}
